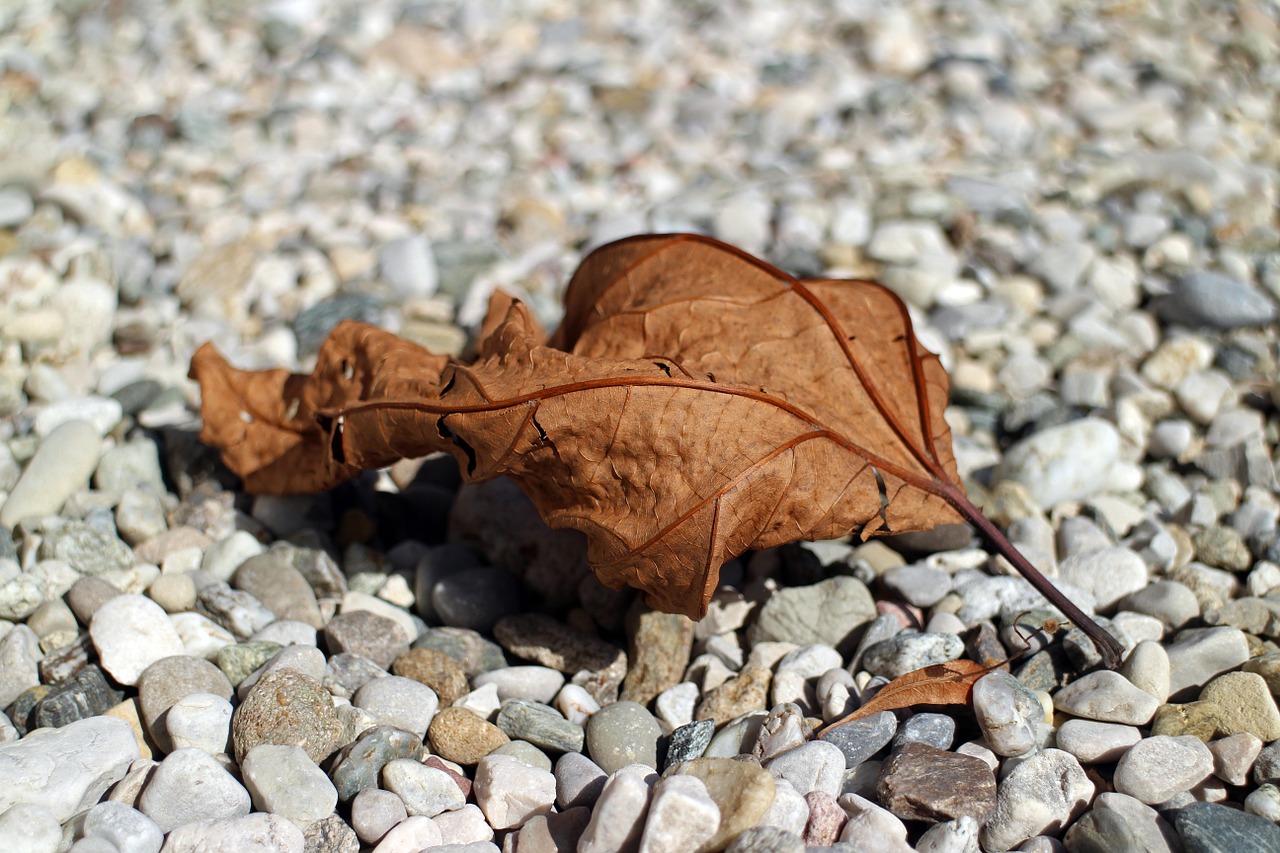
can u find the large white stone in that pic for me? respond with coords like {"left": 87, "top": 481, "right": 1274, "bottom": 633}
{"left": 0, "top": 716, "right": 140, "bottom": 823}
{"left": 995, "top": 418, "right": 1122, "bottom": 508}
{"left": 90, "top": 594, "right": 186, "bottom": 686}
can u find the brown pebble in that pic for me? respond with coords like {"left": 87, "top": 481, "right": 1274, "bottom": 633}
{"left": 695, "top": 666, "right": 771, "bottom": 726}
{"left": 876, "top": 742, "right": 996, "bottom": 822}
{"left": 428, "top": 706, "right": 510, "bottom": 765}
{"left": 620, "top": 606, "right": 694, "bottom": 706}
{"left": 424, "top": 755, "right": 472, "bottom": 799}
{"left": 803, "top": 790, "right": 846, "bottom": 846}
{"left": 392, "top": 647, "right": 469, "bottom": 705}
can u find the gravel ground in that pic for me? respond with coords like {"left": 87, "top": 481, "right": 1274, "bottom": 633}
{"left": 1, "top": 1, "right": 1279, "bottom": 851}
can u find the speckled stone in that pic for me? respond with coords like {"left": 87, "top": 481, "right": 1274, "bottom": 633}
{"left": 231, "top": 668, "right": 343, "bottom": 764}
{"left": 696, "top": 666, "right": 771, "bottom": 725}
{"left": 330, "top": 725, "right": 424, "bottom": 802}
{"left": 413, "top": 627, "right": 507, "bottom": 677}
{"left": 1175, "top": 801, "right": 1280, "bottom": 853}
{"left": 391, "top": 647, "right": 469, "bottom": 705}
{"left": 137, "top": 655, "right": 234, "bottom": 746}
{"left": 33, "top": 664, "right": 124, "bottom": 728}
{"left": 1198, "top": 671, "right": 1280, "bottom": 741}
{"left": 428, "top": 707, "right": 509, "bottom": 765}
{"left": 214, "top": 641, "right": 283, "bottom": 687}
{"left": 303, "top": 814, "right": 360, "bottom": 853}
{"left": 665, "top": 719, "right": 715, "bottom": 770}
{"left": 496, "top": 698, "right": 585, "bottom": 755}
{"left": 322, "top": 652, "right": 387, "bottom": 699}
{"left": 323, "top": 610, "right": 410, "bottom": 670}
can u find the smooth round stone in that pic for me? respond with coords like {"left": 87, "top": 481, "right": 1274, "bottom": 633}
{"left": 1056, "top": 547, "right": 1150, "bottom": 611}
{"left": 584, "top": 700, "right": 660, "bottom": 774}
{"left": 640, "top": 773, "right": 723, "bottom": 853}
{"left": 764, "top": 740, "right": 845, "bottom": 798}
{"left": 329, "top": 726, "right": 424, "bottom": 802}
{"left": 820, "top": 710, "right": 898, "bottom": 769}
{"left": 893, "top": 712, "right": 956, "bottom": 751}
{"left": 392, "top": 647, "right": 469, "bottom": 706}
{"left": 90, "top": 595, "right": 186, "bottom": 686}
{"left": 1119, "top": 640, "right": 1171, "bottom": 702}
{"left": 241, "top": 743, "right": 338, "bottom": 823}
{"left": 1175, "top": 801, "right": 1280, "bottom": 853}
{"left": 237, "top": 645, "right": 327, "bottom": 698}
{"left": 1209, "top": 732, "right": 1263, "bottom": 786}
{"left": 159, "top": 812, "right": 304, "bottom": 853}
{"left": 148, "top": 573, "right": 197, "bottom": 613}
{"left": 556, "top": 752, "right": 607, "bottom": 810}
{"left": 497, "top": 698, "right": 585, "bottom": 755}
{"left": 1244, "top": 784, "right": 1280, "bottom": 821}
{"left": 972, "top": 671, "right": 1045, "bottom": 757}
{"left": 979, "top": 749, "right": 1093, "bottom": 852}
{"left": 1159, "top": 271, "right": 1277, "bottom": 329}
{"left": 165, "top": 692, "right": 233, "bottom": 754}
{"left": 1165, "top": 627, "right": 1251, "bottom": 701}
{"left": 65, "top": 576, "right": 123, "bottom": 625}
{"left": 472, "top": 666, "right": 565, "bottom": 704}
{"left": 1063, "top": 807, "right": 1145, "bottom": 853}
{"left": 1113, "top": 735, "right": 1213, "bottom": 804}
{"left": 428, "top": 707, "right": 509, "bottom": 765}
{"left": 1119, "top": 581, "right": 1200, "bottom": 630}
{"left": 82, "top": 801, "right": 164, "bottom": 853}
{"left": 351, "top": 675, "right": 438, "bottom": 739}
{"left": 668, "top": 757, "right": 777, "bottom": 852}
{"left": 880, "top": 564, "right": 953, "bottom": 608}
{"left": 323, "top": 610, "right": 410, "bottom": 670}
{"left": 231, "top": 669, "right": 343, "bottom": 764}
{"left": 1055, "top": 720, "right": 1142, "bottom": 764}
{"left": 381, "top": 758, "right": 466, "bottom": 818}
{"left": 351, "top": 788, "right": 407, "bottom": 845}
{"left": 490, "top": 739, "right": 554, "bottom": 772}
{"left": 993, "top": 418, "right": 1120, "bottom": 508}
{"left": 199, "top": 531, "right": 266, "bottom": 584}
{"left": 137, "top": 747, "right": 251, "bottom": 833}
{"left": 251, "top": 619, "right": 317, "bottom": 647}
{"left": 1053, "top": 670, "right": 1160, "bottom": 725}
{"left": 233, "top": 552, "right": 324, "bottom": 629}
{"left": 473, "top": 754, "right": 557, "bottom": 831}
{"left": 665, "top": 719, "right": 715, "bottom": 770}
{"left": 1198, "top": 671, "right": 1280, "bottom": 741}
{"left": 0, "top": 420, "right": 101, "bottom": 527}
{"left": 136, "top": 655, "right": 234, "bottom": 746}
{"left": 861, "top": 632, "right": 965, "bottom": 679}
{"left": 432, "top": 567, "right": 522, "bottom": 633}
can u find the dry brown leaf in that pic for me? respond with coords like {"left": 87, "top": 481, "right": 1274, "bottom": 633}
{"left": 820, "top": 659, "right": 999, "bottom": 733}
{"left": 189, "top": 234, "right": 1124, "bottom": 667}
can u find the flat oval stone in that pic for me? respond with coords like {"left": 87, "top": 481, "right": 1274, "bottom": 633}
{"left": 820, "top": 710, "right": 898, "bottom": 768}
{"left": 1113, "top": 734, "right": 1213, "bottom": 804}
{"left": 583, "top": 700, "right": 660, "bottom": 773}
{"left": 1053, "top": 670, "right": 1160, "bottom": 725}
{"left": 233, "top": 551, "right": 323, "bottom": 629}
{"left": 231, "top": 669, "right": 343, "bottom": 765}
{"left": 137, "top": 655, "right": 234, "bottom": 746}
{"left": 876, "top": 742, "right": 996, "bottom": 823}
{"left": 428, "top": 707, "right": 509, "bottom": 766}
{"left": 90, "top": 595, "right": 186, "bottom": 686}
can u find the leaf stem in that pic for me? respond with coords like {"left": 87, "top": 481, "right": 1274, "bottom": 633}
{"left": 942, "top": 485, "right": 1126, "bottom": 670}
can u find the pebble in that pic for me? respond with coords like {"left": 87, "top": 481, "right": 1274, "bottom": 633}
{"left": 369, "top": 815, "right": 441, "bottom": 853}
{"left": 621, "top": 609, "right": 694, "bottom": 706}
{"left": 380, "top": 235, "right": 438, "bottom": 300}
{"left": 747, "top": 577, "right": 875, "bottom": 653}
{"left": 763, "top": 740, "right": 845, "bottom": 798}
{"left": 391, "top": 647, "right": 469, "bottom": 705}
{"left": 496, "top": 698, "right": 585, "bottom": 755}
{"left": 0, "top": 624, "right": 42, "bottom": 707}
{"left": 0, "top": 801, "right": 62, "bottom": 852}
{"left": 81, "top": 801, "right": 164, "bottom": 853}
{"left": 760, "top": 778, "right": 809, "bottom": 838}
{"left": 668, "top": 757, "right": 776, "bottom": 852}
{"left": 876, "top": 742, "right": 996, "bottom": 823}
{"left": 555, "top": 752, "right": 608, "bottom": 810}
{"left": 820, "top": 710, "right": 898, "bottom": 768}
{"left": 1198, "top": 671, "right": 1280, "bottom": 741}
{"left": 39, "top": 522, "right": 134, "bottom": 575}
{"left": 1119, "top": 639, "right": 1171, "bottom": 702}
{"left": 1244, "top": 784, "right": 1280, "bottom": 821}
{"left": 1090, "top": 793, "right": 1180, "bottom": 853}
{"left": 893, "top": 712, "right": 955, "bottom": 751}
{"left": 136, "top": 654, "right": 233, "bottom": 746}
{"left": 164, "top": 692, "right": 233, "bottom": 754}
{"left": 351, "top": 789, "right": 407, "bottom": 845}
{"left": 381, "top": 758, "right": 466, "bottom": 817}
{"left": 1113, "top": 735, "right": 1214, "bottom": 804}
{"left": 87, "top": 595, "right": 185, "bottom": 686}
{"left": 196, "top": 583, "right": 276, "bottom": 639}
{"left": 1053, "top": 670, "right": 1160, "bottom": 725}
{"left": 1165, "top": 626, "right": 1251, "bottom": 700}
{"left": 161, "top": 812, "right": 305, "bottom": 853}
{"left": 472, "top": 666, "right": 565, "bottom": 704}
{"left": 994, "top": 418, "right": 1122, "bottom": 508}
{"left": 1175, "top": 801, "right": 1280, "bottom": 852}
{"left": 971, "top": 671, "right": 1046, "bottom": 757}
{"left": 323, "top": 610, "right": 411, "bottom": 670}
{"left": 1209, "top": 732, "right": 1263, "bottom": 786}
{"left": 352, "top": 674, "right": 439, "bottom": 739}
{"left": 578, "top": 764, "right": 656, "bottom": 853}
{"left": 725, "top": 826, "right": 804, "bottom": 853}
{"left": 329, "top": 726, "right": 424, "bottom": 802}
{"left": 696, "top": 666, "right": 772, "bottom": 725}
{"left": 472, "top": 754, "right": 556, "bottom": 830}
{"left": 861, "top": 632, "right": 965, "bottom": 679}
{"left": 1159, "top": 271, "right": 1277, "bottom": 329}
{"left": 980, "top": 749, "right": 1094, "bottom": 852}
{"left": 837, "top": 792, "right": 911, "bottom": 851}
{"left": 429, "top": 707, "right": 509, "bottom": 765}
{"left": 666, "top": 719, "right": 716, "bottom": 768}
{"left": 1056, "top": 547, "right": 1150, "bottom": 611}
{"left": 431, "top": 567, "right": 522, "bottom": 633}
{"left": 137, "top": 747, "right": 251, "bottom": 833}
{"left": 0, "top": 420, "right": 101, "bottom": 527}
{"left": 241, "top": 743, "right": 338, "bottom": 823}
{"left": 489, "top": 739, "right": 553, "bottom": 772}
{"left": 583, "top": 699, "right": 660, "bottom": 773}
{"left": 434, "top": 803, "right": 495, "bottom": 846}
{"left": 232, "top": 551, "right": 324, "bottom": 629}
{"left": 231, "top": 668, "right": 343, "bottom": 764}
{"left": 1055, "top": 720, "right": 1143, "bottom": 764}
{"left": 802, "top": 791, "right": 847, "bottom": 846}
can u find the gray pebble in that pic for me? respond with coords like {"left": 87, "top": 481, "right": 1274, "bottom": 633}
{"left": 351, "top": 788, "right": 407, "bottom": 844}
{"left": 39, "top": 521, "right": 134, "bottom": 575}
{"left": 241, "top": 743, "right": 338, "bottom": 823}
{"left": 861, "top": 632, "right": 965, "bottom": 679}
{"left": 233, "top": 550, "right": 324, "bottom": 629}
{"left": 665, "top": 719, "right": 715, "bottom": 769}
{"left": 329, "top": 725, "right": 424, "bottom": 802}
{"left": 583, "top": 699, "right": 659, "bottom": 773}
{"left": 980, "top": 749, "right": 1093, "bottom": 852}
{"left": 820, "top": 710, "right": 898, "bottom": 768}
{"left": 893, "top": 713, "right": 956, "bottom": 751}
{"left": 164, "top": 692, "right": 233, "bottom": 754}
{"left": 1113, "top": 735, "right": 1213, "bottom": 804}
{"left": 747, "top": 576, "right": 875, "bottom": 654}
{"left": 489, "top": 739, "right": 554, "bottom": 772}
{"left": 498, "top": 698, "right": 586, "bottom": 755}
{"left": 432, "top": 567, "right": 522, "bottom": 633}
{"left": 137, "top": 747, "right": 251, "bottom": 833}
{"left": 764, "top": 739, "right": 844, "bottom": 797}
{"left": 196, "top": 582, "right": 276, "bottom": 638}
{"left": 352, "top": 675, "right": 438, "bottom": 739}
{"left": 323, "top": 609, "right": 409, "bottom": 670}
{"left": 1055, "top": 720, "right": 1143, "bottom": 764}
{"left": 0, "top": 420, "right": 101, "bottom": 527}
{"left": 33, "top": 664, "right": 123, "bottom": 728}
{"left": 1053, "top": 670, "right": 1160, "bottom": 725}
{"left": 136, "top": 654, "right": 233, "bottom": 747}
{"left": 381, "top": 758, "right": 465, "bottom": 817}
{"left": 472, "top": 665, "right": 565, "bottom": 703}
{"left": 1159, "top": 270, "right": 1277, "bottom": 329}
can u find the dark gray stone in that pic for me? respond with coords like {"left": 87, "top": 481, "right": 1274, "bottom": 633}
{"left": 431, "top": 567, "right": 522, "bottom": 633}
{"left": 323, "top": 610, "right": 409, "bottom": 670}
{"left": 665, "top": 719, "right": 715, "bottom": 770}
{"left": 820, "top": 710, "right": 898, "bottom": 768}
{"left": 1158, "top": 271, "right": 1277, "bottom": 330}
{"left": 32, "top": 665, "right": 123, "bottom": 728}
{"left": 1064, "top": 808, "right": 1144, "bottom": 853}
{"left": 412, "top": 627, "right": 507, "bottom": 677}
{"left": 1174, "top": 801, "right": 1280, "bottom": 853}
{"left": 893, "top": 712, "right": 956, "bottom": 751}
